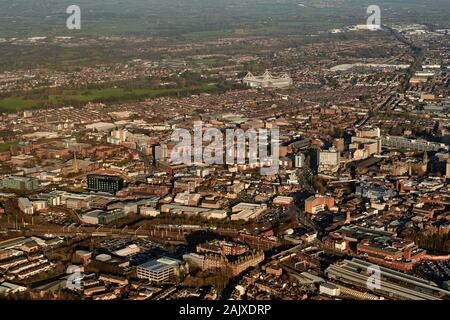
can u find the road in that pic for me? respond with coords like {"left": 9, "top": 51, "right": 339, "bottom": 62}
{"left": 354, "top": 25, "right": 423, "bottom": 129}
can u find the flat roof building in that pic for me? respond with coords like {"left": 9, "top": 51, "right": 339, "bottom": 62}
{"left": 18, "top": 197, "right": 33, "bottom": 215}
{"left": 382, "top": 136, "right": 448, "bottom": 152}
{"left": 231, "top": 203, "right": 267, "bottom": 221}
{"left": 136, "top": 257, "right": 181, "bottom": 283}
{"left": 0, "top": 175, "right": 39, "bottom": 192}
{"left": 87, "top": 174, "right": 124, "bottom": 194}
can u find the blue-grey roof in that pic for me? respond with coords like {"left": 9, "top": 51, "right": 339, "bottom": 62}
{"left": 138, "top": 257, "right": 181, "bottom": 272}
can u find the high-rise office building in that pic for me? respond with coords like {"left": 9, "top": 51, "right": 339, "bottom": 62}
{"left": 87, "top": 174, "right": 124, "bottom": 194}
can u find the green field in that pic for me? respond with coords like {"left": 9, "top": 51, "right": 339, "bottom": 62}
{"left": 0, "top": 83, "right": 218, "bottom": 113}
{"left": 0, "top": 98, "right": 41, "bottom": 112}
{"left": 0, "top": 0, "right": 448, "bottom": 39}
{"left": 0, "top": 0, "right": 448, "bottom": 72}
{"left": 0, "top": 142, "right": 16, "bottom": 152}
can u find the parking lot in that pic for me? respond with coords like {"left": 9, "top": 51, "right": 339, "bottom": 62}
{"left": 416, "top": 260, "right": 450, "bottom": 284}
{"left": 99, "top": 237, "right": 166, "bottom": 266}
{"left": 40, "top": 211, "right": 74, "bottom": 225}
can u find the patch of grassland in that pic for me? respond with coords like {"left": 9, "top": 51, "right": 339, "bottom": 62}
{"left": 0, "top": 83, "right": 217, "bottom": 113}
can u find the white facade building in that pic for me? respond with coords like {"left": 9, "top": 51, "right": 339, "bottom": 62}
{"left": 318, "top": 148, "right": 340, "bottom": 173}
{"left": 136, "top": 257, "right": 181, "bottom": 283}
{"left": 242, "top": 71, "right": 293, "bottom": 89}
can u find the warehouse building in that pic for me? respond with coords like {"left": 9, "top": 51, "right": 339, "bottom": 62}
{"left": 81, "top": 209, "right": 127, "bottom": 225}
